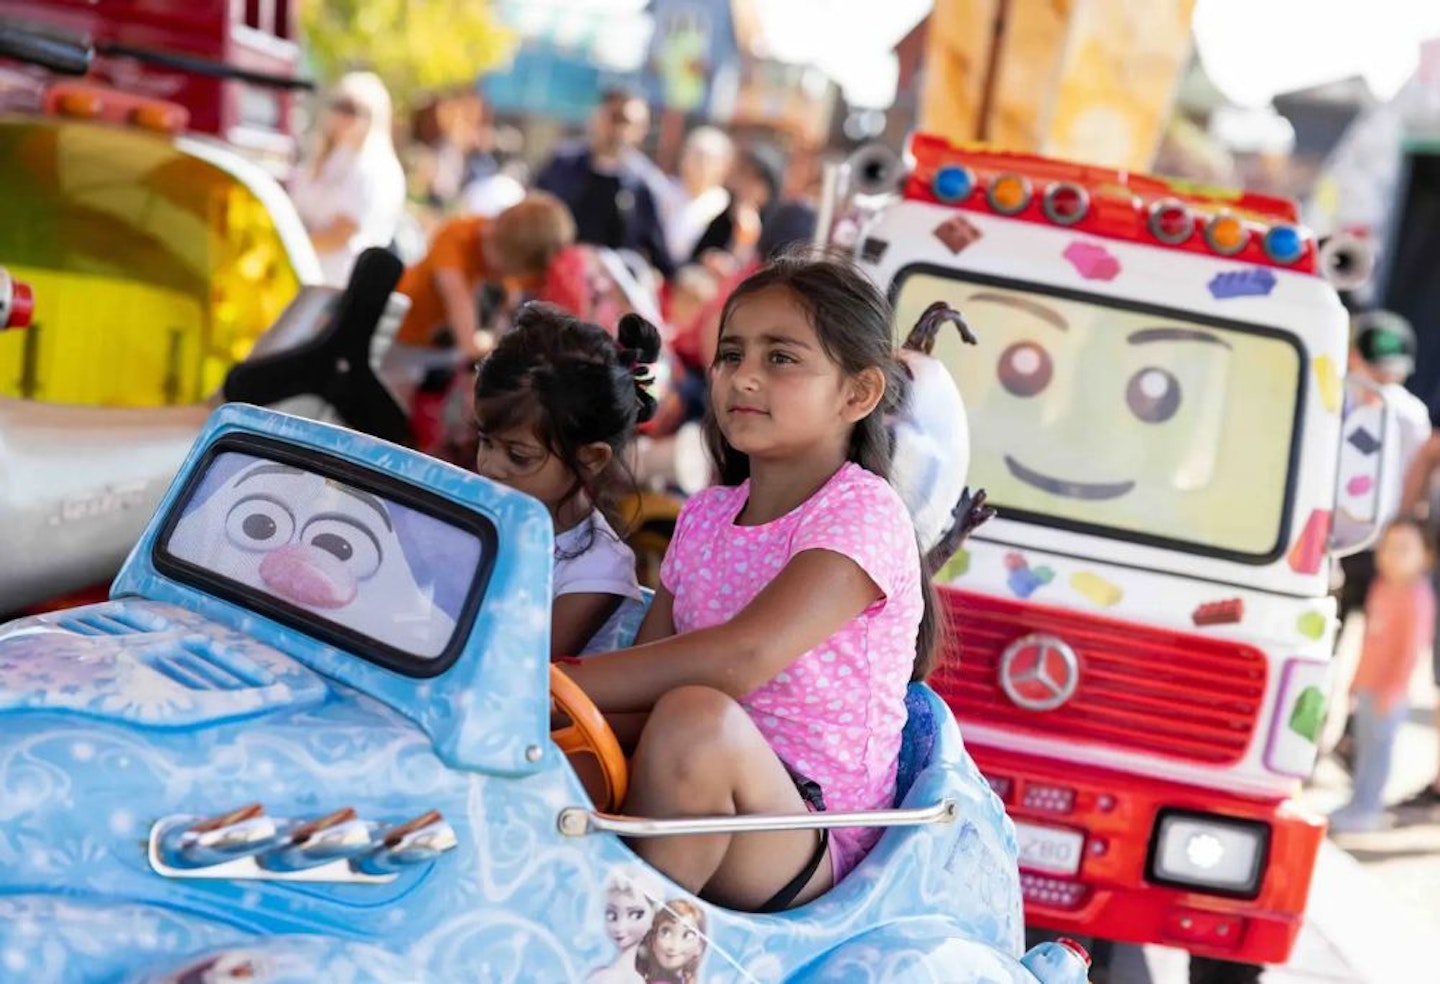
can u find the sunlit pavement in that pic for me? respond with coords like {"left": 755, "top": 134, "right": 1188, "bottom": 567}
{"left": 1103, "top": 631, "right": 1440, "bottom": 983}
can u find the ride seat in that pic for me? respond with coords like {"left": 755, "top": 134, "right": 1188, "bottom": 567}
{"left": 893, "top": 683, "right": 940, "bottom": 807}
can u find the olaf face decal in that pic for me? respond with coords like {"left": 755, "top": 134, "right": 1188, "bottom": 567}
{"left": 166, "top": 452, "right": 482, "bottom": 659}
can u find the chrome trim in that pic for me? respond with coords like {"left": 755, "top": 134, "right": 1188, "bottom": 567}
{"left": 556, "top": 800, "right": 957, "bottom": 838}
{"left": 148, "top": 817, "right": 396, "bottom": 884}
{"left": 148, "top": 806, "right": 459, "bottom": 883}
{"left": 352, "top": 816, "right": 459, "bottom": 876}
{"left": 998, "top": 632, "right": 1081, "bottom": 712}
{"left": 174, "top": 814, "right": 283, "bottom": 865}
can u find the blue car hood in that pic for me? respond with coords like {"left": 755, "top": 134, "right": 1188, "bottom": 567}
{"left": 0, "top": 599, "right": 463, "bottom": 923}
{"left": 0, "top": 600, "right": 329, "bottom": 728}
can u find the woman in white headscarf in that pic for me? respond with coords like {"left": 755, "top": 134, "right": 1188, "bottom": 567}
{"left": 290, "top": 71, "right": 407, "bottom": 286}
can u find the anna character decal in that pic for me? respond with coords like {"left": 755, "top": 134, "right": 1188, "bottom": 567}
{"left": 635, "top": 900, "right": 708, "bottom": 984}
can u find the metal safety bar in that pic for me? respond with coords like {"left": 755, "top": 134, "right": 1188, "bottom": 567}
{"left": 557, "top": 799, "right": 957, "bottom": 838}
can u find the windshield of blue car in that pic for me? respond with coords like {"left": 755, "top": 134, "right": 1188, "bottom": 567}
{"left": 161, "top": 449, "right": 486, "bottom": 663}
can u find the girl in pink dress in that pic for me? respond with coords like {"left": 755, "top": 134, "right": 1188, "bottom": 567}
{"left": 560, "top": 250, "right": 940, "bottom": 912}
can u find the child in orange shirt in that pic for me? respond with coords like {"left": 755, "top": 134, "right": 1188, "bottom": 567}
{"left": 1330, "top": 518, "right": 1436, "bottom": 834}
{"left": 393, "top": 192, "right": 576, "bottom": 362}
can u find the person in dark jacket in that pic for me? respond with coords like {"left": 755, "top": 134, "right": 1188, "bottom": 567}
{"left": 536, "top": 88, "right": 674, "bottom": 278}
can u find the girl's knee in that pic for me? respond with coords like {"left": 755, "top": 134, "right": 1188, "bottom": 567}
{"left": 649, "top": 685, "right": 747, "bottom": 739}
{"left": 637, "top": 686, "right": 752, "bottom": 774}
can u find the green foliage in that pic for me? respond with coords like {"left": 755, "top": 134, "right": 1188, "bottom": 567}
{"left": 300, "top": 0, "right": 516, "bottom": 100}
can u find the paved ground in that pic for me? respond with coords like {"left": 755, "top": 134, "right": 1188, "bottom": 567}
{"left": 1096, "top": 617, "right": 1440, "bottom": 983}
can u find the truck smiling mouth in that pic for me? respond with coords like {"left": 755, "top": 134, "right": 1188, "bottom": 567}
{"left": 1005, "top": 455, "right": 1136, "bottom": 501}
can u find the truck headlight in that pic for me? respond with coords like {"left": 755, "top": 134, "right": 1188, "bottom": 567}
{"left": 1147, "top": 810, "right": 1269, "bottom": 898}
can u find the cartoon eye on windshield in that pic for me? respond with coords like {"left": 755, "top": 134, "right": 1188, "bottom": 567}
{"left": 300, "top": 515, "right": 383, "bottom": 580}
{"left": 1126, "top": 367, "right": 1181, "bottom": 423}
{"left": 165, "top": 451, "right": 485, "bottom": 659}
{"left": 998, "top": 342, "right": 1053, "bottom": 397}
{"left": 224, "top": 496, "right": 295, "bottom": 551}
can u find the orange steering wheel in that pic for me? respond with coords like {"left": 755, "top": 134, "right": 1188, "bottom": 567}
{"left": 550, "top": 665, "right": 629, "bottom": 812}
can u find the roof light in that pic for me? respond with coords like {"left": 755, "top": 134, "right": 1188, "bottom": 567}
{"left": 131, "top": 101, "right": 189, "bottom": 134}
{"left": 987, "top": 173, "right": 1032, "bottom": 215}
{"left": 1205, "top": 213, "right": 1250, "bottom": 255}
{"left": 932, "top": 164, "right": 975, "bottom": 204}
{"left": 1148, "top": 199, "right": 1194, "bottom": 245}
{"left": 55, "top": 89, "right": 103, "bottom": 119}
{"left": 1042, "top": 182, "right": 1089, "bottom": 226}
{"left": 1264, "top": 224, "right": 1305, "bottom": 264}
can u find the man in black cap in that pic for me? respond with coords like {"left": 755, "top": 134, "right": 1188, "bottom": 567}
{"left": 1338, "top": 309, "right": 1431, "bottom": 617}
{"left": 1354, "top": 309, "right": 1420, "bottom": 387}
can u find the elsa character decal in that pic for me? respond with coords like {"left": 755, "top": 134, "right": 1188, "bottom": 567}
{"left": 166, "top": 452, "right": 479, "bottom": 659}
{"left": 635, "top": 900, "right": 708, "bottom": 984}
{"left": 589, "top": 868, "right": 663, "bottom": 984}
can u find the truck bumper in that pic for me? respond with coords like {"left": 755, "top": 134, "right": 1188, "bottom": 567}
{"left": 970, "top": 746, "right": 1326, "bottom": 966}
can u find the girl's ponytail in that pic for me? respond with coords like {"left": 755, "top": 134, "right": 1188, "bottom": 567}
{"left": 616, "top": 313, "right": 663, "bottom": 424}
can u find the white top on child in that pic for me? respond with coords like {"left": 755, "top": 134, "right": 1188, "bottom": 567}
{"left": 556, "top": 512, "right": 647, "bottom": 656}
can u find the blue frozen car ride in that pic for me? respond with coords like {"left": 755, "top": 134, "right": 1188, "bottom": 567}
{"left": 0, "top": 403, "right": 1088, "bottom": 984}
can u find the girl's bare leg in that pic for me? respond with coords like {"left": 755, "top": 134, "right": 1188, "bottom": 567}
{"left": 623, "top": 686, "right": 833, "bottom": 911}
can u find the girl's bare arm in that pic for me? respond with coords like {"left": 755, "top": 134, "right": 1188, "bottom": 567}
{"left": 632, "top": 584, "right": 677, "bottom": 645}
{"left": 558, "top": 550, "right": 880, "bottom": 713}
{"left": 550, "top": 593, "right": 624, "bottom": 660}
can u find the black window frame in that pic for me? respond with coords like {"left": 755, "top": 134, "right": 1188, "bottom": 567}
{"left": 153, "top": 433, "right": 497, "bottom": 678}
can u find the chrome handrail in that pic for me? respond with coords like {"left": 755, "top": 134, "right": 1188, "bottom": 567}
{"left": 557, "top": 799, "right": 957, "bottom": 838}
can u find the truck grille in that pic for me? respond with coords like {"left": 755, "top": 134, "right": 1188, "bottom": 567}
{"left": 931, "top": 587, "right": 1266, "bottom": 766}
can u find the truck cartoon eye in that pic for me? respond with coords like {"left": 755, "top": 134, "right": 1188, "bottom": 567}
{"left": 301, "top": 516, "right": 382, "bottom": 580}
{"left": 998, "top": 341, "right": 1052, "bottom": 397}
{"left": 225, "top": 497, "right": 295, "bottom": 551}
{"left": 1125, "top": 367, "right": 1181, "bottom": 423}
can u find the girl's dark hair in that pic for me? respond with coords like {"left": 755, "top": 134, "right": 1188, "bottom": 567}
{"left": 1383, "top": 516, "right": 1435, "bottom": 554}
{"left": 474, "top": 302, "right": 660, "bottom": 550}
{"left": 703, "top": 247, "right": 946, "bottom": 680}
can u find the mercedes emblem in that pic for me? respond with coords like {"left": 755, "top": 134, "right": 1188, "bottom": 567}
{"left": 998, "top": 633, "right": 1080, "bottom": 711}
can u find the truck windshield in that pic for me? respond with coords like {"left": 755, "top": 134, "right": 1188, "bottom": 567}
{"left": 893, "top": 267, "right": 1304, "bottom": 561}
{"left": 160, "top": 449, "right": 488, "bottom": 667}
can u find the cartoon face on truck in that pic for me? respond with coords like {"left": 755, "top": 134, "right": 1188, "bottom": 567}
{"left": 893, "top": 272, "right": 1304, "bottom": 560}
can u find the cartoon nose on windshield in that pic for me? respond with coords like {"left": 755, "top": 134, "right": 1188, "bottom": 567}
{"left": 259, "top": 543, "right": 359, "bottom": 608}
